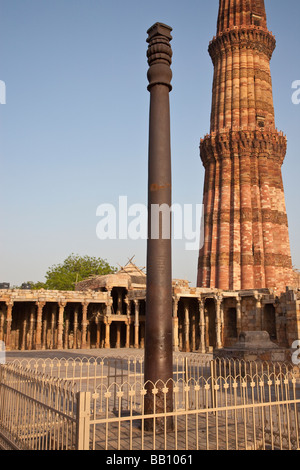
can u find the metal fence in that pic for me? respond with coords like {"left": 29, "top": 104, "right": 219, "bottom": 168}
{"left": 7, "top": 353, "right": 212, "bottom": 392}
{"left": 84, "top": 367, "right": 300, "bottom": 450}
{"left": 0, "top": 362, "right": 78, "bottom": 450}
{"left": 0, "top": 355, "right": 299, "bottom": 450}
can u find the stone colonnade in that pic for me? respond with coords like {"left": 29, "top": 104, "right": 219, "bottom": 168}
{"left": 172, "top": 295, "right": 223, "bottom": 353}
{"left": 0, "top": 287, "right": 294, "bottom": 351}
{"left": 0, "top": 286, "right": 150, "bottom": 351}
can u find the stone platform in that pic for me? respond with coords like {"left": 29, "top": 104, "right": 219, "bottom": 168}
{"left": 214, "top": 331, "right": 290, "bottom": 363}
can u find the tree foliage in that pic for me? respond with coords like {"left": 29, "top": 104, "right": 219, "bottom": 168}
{"left": 30, "top": 254, "right": 116, "bottom": 291}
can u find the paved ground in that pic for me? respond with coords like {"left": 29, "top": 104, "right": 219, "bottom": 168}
{"left": 5, "top": 348, "right": 212, "bottom": 361}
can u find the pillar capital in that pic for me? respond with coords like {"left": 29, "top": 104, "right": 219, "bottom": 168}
{"left": 254, "top": 293, "right": 263, "bottom": 303}
{"left": 147, "top": 22, "right": 172, "bottom": 43}
{"left": 103, "top": 316, "right": 112, "bottom": 326}
{"left": 58, "top": 299, "right": 67, "bottom": 309}
{"left": 214, "top": 295, "right": 223, "bottom": 307}
{"left": 5, "top": 299, "right": 14, "bottom": 308}
{"left": 147, "top": 22, "right": 173, "bottom": 91}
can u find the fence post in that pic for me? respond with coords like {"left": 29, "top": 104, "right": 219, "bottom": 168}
{"left": 76, "top": 392, "right": 91, "bottom": 450}
{"left": 210, "top": 360, "right": 216, "bottom": 412}
{"left": 185, "top": 357, "right": 189, "bottom": 384}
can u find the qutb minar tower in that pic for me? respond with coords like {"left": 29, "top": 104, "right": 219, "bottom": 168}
{"left": 197, "top": 0, "right": 293, "bottom": 293}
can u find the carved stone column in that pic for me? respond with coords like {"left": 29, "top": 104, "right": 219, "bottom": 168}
{"left": 35, "top": 300, "right": 46, "bottom": 350}
{"left": 5, "top": 300, "right": 14, "bottom": 351}
{"left": 42, "top": 313, "right": 48, "bottom": 350}
{"left": 106, "top": 290, "right": 113, "bottom": 316}
{"left": 96, "top": 316, "right": 101, "bottom": 348}
{"left": 191, "top": 309, "right": 196, "bottom": 351}
{"left": 117, "top": 290, "right": 123, "bottom": 315}
{"left": 28, "top": 304, "right": 35, "bottom": 350}
{"left": 124, "top": 297, "right": 129, "bottom": 317}
{"left": 0, "top": 309, "right": 5, "bottom": 342}
{"left": 73, "top": 305, "right": 79, "bottom": 349}
{"left": 134, "top": 300, "right": 140, "bottom": 349}
{"left": 198, "top": 298, "right": 206, "bottom": 353}
{"left": 203, "top": 304, "right": 209, "bottom": 349}
{"left": 21, "top": 308, "right": 28, "bottom": 351}
{"left": 57, "top": 300, "right": 66, "bottom": 350}
{"left": 255, "top": 294, "right": 263, "bottom": 331}
{"left": 236, "top": 296, "right": 242, "bottom": 337}
{"left": 50, "top": 304, "right": 56, "bottom": 349}
{"left": 178, "top": 315, "right": 183, "bottom": 351}
{"left": 104, "top": 316, "right": 112, "bottom": 349}
{"left": 220, "top": 301, "right": 225, "bottom": 345}
{"left": 125, "top": 318, "right": 131, "bottom": 349}
{"left": 172, "top": 296, "right": 179, "bottom": 352}
{"left": 64, "top": 312, "right": 69, "bottom": 349}
{"left": 215, "top": 296, "right": 222, "bottom": 349}
{"left": 184, "top": 300, "right": 190, "bottom": 352}
{"left": 81, "top": 301, "right": 89, "bottom": 349}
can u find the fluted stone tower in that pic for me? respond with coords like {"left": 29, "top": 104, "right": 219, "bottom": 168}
{"left": 197, "top": 0, "right": 293, "bottom": 293}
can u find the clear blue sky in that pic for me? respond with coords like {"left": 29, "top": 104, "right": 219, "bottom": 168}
{"left": 0, "top": 0, "right": 299, "bottom": 287}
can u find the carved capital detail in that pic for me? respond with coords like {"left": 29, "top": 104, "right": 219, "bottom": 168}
{"left": 200, "top": 129, "right": 286, "bottom": 167}
{"left": 147, "top": 23, "right": 173, "bottom": 91}
{"left": 209, "top": 27, "right": 276, "bottom": 64}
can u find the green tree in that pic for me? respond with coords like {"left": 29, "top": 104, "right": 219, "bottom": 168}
{"left": 31, "top": 254, "right": 116, "bottom": 291}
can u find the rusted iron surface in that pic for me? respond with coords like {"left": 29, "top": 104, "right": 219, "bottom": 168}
{"left": 144, "top": 23, "right": 174, "bottom": 429}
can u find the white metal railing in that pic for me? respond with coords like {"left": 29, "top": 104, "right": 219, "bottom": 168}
{"left": 0, "top": 363, "right": 78, "bottom": 450}
{"left": 84, "top": 369, "right": 300, "bottom": 451}
{"left": 8, "top": 354, "right": 212, "bottom": 392}
{"left": 0, "top": 356, "right": 299, "bottom": 450}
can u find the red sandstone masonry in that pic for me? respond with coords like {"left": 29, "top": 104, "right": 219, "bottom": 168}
{"left": 197, "top": 0, "right": 293, "bottom": 293}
